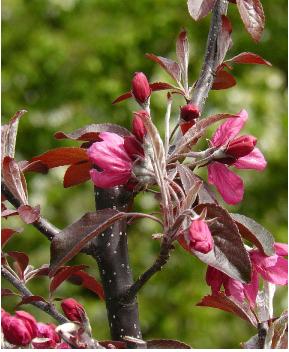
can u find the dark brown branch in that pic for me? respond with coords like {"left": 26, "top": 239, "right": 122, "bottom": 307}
{"left": 190, "top": 0, "right": 229, "bottom": 112}
{"left": 1, "top": 266, "right": 68, "bottom": 324}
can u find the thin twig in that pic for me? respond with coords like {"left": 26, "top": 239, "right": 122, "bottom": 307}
{"left": 1, "top": 266, "right": 69, "bottom": 324}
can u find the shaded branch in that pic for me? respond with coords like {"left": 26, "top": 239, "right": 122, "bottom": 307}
{"left": 1, "top": 266, "right": 69, "bottom": 324}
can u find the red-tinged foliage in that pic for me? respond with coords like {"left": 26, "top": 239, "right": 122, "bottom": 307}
{"left": 112, "top": 91, "right": 133, "bottom": 104}
{"left": 18, "top": 204, "right": 40, "bottom": 224}
{"left": 226, "top": 52, "right": 271, "bottom": 66}
{"left": 236, "top": 0, "right": 265, "bottom": 42}
{"left": 7, "top": 251, "right": 29, "bottom": 280}
{"left": 187, "top": 0, "right": 216, "bottom": 21}
{"left": 145, "top": 53, "right": 181, "bottom": 82}
{"left": 16, "top": 295, "right": 48, "bottom": 308}
{"left": 216, "top": 15, "right": 233, "bottom": 67}
{"left": 197, "top": 292, "right": 258, "bottom": 326}
{"left": 2, "top": 288, "right": 18, "bottom": 297}
{"left": 2, "top": 208, "right": 19, "bottom": 218}
{"left": 212, "top": 68, "right": 236, "bottom": 90}
{"left": 49, "top": 265, "right": 89, "bottom": 294}
{"left": 69, "top": 270, "right": 105, "bottom": 300}
{"left": 19, "top": 160, "right": 48, "bottom": 174}
{"left": 2, "top": 156, "right": 28, "bottom": 205}
{"left": 25, "top": 265, "right": 50, "bottom": 281}
{"left": 30, "top": 147, "right": 89, "bottom": 169}
{"left": 1, "top": 228, "right": 21, "bottom": 248}
{"left": 176, "top": 30, "right": 189, "bottom": 77}
{"left": 63, "top": 161, "right": 92, "bottom": 188}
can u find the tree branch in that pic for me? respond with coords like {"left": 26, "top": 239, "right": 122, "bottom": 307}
{"left": 1, "top": 266, "right": 69, "bottom": 324}
{"left": 190, "top": 0, "right": 229, "bottom": 112}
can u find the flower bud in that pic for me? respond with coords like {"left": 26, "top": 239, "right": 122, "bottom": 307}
{"left": 226, "top": 135, "right": 257, "bottom": 159}
{"left": 131, "top": 72, "right": 151, "bottom": 105}
{"left": 2, "top": 315, "right": 33, "bottom": 346}
{"left": 15, "top": 311, "right": 38, "bottom": 339}
{"left": 36, "top": 322, "right": 60, "bottom": 343}
{"left": 132, "top": 110, "right": 147, "bottom": 142}
{"left": 187, "top": 219, "right": 213, "bottom": 254}
{"left": 57, "top": 342, "right": 71, "bottom": 349}
{"left": 180, "top": 104, "right": 200, "bottom": 122}
{"left": 124, "top": 136, "right": 144, "bottom": 159}
{"left": 61, "top": 298, "right": 86, "bottom": 323}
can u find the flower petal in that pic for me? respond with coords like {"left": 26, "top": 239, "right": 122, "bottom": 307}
{"left": 90, "top": 169, "right": 131, "bottom": 188}
{"left": 233, "top": 147, "right": 267, "bottom": 170}
{"left": 256, "top": 256, "right": 288, "bottom": 285}
{"left": 224, "top": 278, "right": 245, "bottom": 303}
{"left": 274, "top": 243, "right": 288, "bottom": 257}
{"left": 208, "top": 162, "right": 244, "bottom": 205}
{"left": 212, "top": 109, "right": 248, "bottom": 146}
{"left": 244, "top": 270, "right": 259, "bottom": 307}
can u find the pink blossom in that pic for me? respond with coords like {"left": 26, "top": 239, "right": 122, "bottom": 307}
{"left": 15, "top": 310, "right": 38, "bottom": 339}
{"left": 131, "top": 72, "right": 151, "bottom": 105}
{"left": 132, "top": 110, "right": 147, "bottom": 142}
{"left": 1, "top": 314, "right": 33, "bottom": 346}
{"left": 36, "top": 322, "right": 60, "bottom": 343}
{"left": 206, "top": 243, "right": 288, "bottom": 306}
{"left": 185, "top": 218, "right": 213, "bottom": 254}
{"left": 61, "top": 298, "right": 86, "bottom": 323}
{"left": 208, "top": 109, "right": 267, "bottom": 205}
{"left": 87, "top": 132, "right": 143, "bottom": 188}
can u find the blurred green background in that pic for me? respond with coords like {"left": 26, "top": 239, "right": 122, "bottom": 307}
{"left": 2, "top": 0, "right": 287, "bottom": 348}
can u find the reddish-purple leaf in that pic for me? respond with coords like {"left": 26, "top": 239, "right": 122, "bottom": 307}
{"left": 63, "top": 161, "right": 92, "bottom": 188}
{"left": 2, "top": 157, "right": 28, "bottom": 205}
{"left": 25, "top": 264, "right": 50, "bottom": 281}
{"left": 1, "top": 208, "right": 19, "bottom": 218}
{"left": 16, "top": 295, "right": 48, "bottom": 307}
{"left": 2, "top": 288, "right": 18, "bottom": 297}
{"left": 18, "top": 204, "right": 40, "bottom": 224}
{"left": 69, "top": 270, "right": 105, "bottom": 300}
{"left": 19, "top": 160, "right": 49, "bottom": 174}
{"left": 226, "top": 52, "right": 271, "bottom": 66}
{"left": 146, "top": 53, "right": 181, "bottom": 82}
{"left": 212, "top": 68, "right": 236, "bottom": 90}
{"left": 230, "top": 213, "right": 275, "bottom": 256}
{"left": 236, "top": 0, "right": 265, "bottom": 42}
{"left": 187, "top": 0, "right": 216, "bottom": 21}
{"left": 216, "top": 15, "right": 233, "bottom": 67}
{"left": 31, "top": 147, "right": 88, "bottom": 169}
{"left": 1, "top": 228, "right": 21, "bottom": 248}
{"left": 193, "top": 203, "right": 252, "bottom": 283}
{"left": 149, "top": 82, "right": 176, "bottom": 91}
{"left": 49, "top": 210, "right": 126, "bottom": 276}
{"left": 147, "top": 339, "right": 192, "bottom": 349}
{"left": 112, "top": 91, "right": 133, "bottom": 104}
{"left": 197, "top": 292, "right": 258, "bottom": 326}
{"left": 7, "top": 251, "right": 29, "bottom": 280}
{"left": 49, "top": 265, "right": 88, "bottom": 294}
{"left": 176, "top": 30, "right": 189, "bottom": 78}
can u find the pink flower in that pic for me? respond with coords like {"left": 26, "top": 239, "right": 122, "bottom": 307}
{"left": 87, "top": 132, "right": 143, "bottom": 188}
{"left": 57, "top": 342, "right": 71, "bottom": 349}
{"left": 180, "top": 104, "right": 200, "bottom": 134}
{"left": 132, "top": 110, "right": 147, "bottom": 142}
{"left": 185, "top": 218, "right": 213, "bottom": 254}
{"left": 36, "top": 322, "right": 60, "bottom": 343}
{"left": 1, "top": 314, "right": 34, "bottom": 346}
{"left": 61, "top": 298, "right": 86, "bottom": 323}
{"left": 15, "top": 311, "right": 38, "bottom": 339}
{"left": 208, "top": 109, "right": 267, "bottom": 205}
{"left": 131, "top": 72, "right": 151, "bottom": 106}
{"left": 206, "top": 243, "right": 288, "bottom": 306}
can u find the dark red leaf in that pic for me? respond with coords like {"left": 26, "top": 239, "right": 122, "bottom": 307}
{"left": 16, "top": 295, "right": 48, "bottom": 307}
{"left": 149, "top": 82, "right": 177, "bottom": 91}
{"left": 226, "top": 52, "right": 271, "bottom": 66}
{"left": 31, "top": 147, "right": 88, "bottom": 169}
{"left": 49, "top": 265, "right": 89, "bottom": 294}
{"left": 147, "top": 339, "right": 192, "bottom": 349}
{"left": 216, "top": 15, "right": 233, "bottom": 67}
{"left": 2, "top": 156, "right": 28, "bottom": 205}
{"left": 230, "top": 213, "right": 275, "bottom": 256}
{"left": 197, "top": 292, "right": 258, "bottom": 326}
{"left": 145, "top": 53, "right": 181, "bottom": 82}
{"left": 112, "top": 91, "right": 133, "bottom": 104}
{"left": 7, "top": 251, "right": 29, "bottom": 280}
{"left": 187, "top": 0, "right": 216, "bottom": 20}
{"left": 49, "top": 210, "right": 126, "bottom": 276}
{"left": 18, "top": 204, "right": 40, "bottom": 224}
{"left": 63, "top": 161, "right": 92, "bottom": 188}
{"left": 176, "top": 30, "right": 189, "bottom": 78}
{"left": 236, "top": 0, "right": 265, "bottom": 42}
{"left": 25, "top": 264, "right": 50, "bottom": 281}
{"left": 1, "top": 228, "right": 21, "bottom": 248}
{"left": 2, "top": 288, "right": 18, "bottom": 297}
{"left": 212, "top": 68, "right": 236, "bottom": 90}
{"left": 19, "top": 160, "right": 49, "bottom": 174}
{"left": 54, "top": 124, "right": 131, "bottom": 141}
{"left": 193, "top": 204, "right": 252, "bottom": 283}
{"left": 1, "top": 208, "right": 19, "bottom": 218}
{"left": 69, "top": 270, "right": 105, "bottom": 300}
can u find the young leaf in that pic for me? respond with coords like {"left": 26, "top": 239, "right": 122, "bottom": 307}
{"left": 25, "top": 264, "right": 50, "bottom": 281}
{"left": 212, "top": 68, "right": 236, "bottom": 90}
{"left": 187, "top": 0, "right": 216, "bottom": 21}
{"left": 30, "top": 147, "right": 88, "bottom": 169}
{"left": 197, "top": 292, "right": 258, "bottom": 326}
{"left": 193, "top": 203, "right": 252, "bottom": 283}
{"left": 147, "top": 339, "right": 192, "bottom": 349}
{"left": 1, "top": 288, "right": 19, "bottom": 297}
{"left": 16, "top": 295, "right": 48, "bottom": 307}
{"left": 1, "top": 228, "right": 21, "bottom": 248}
{"left": 63, "top": 161, "right": 92, "bottom": 188}
{"left": 236, "top": 0, "right": 265, "bottom": 42}
{"left": 216, "top": 15, "right": 233, "bottom": 67}
{"left": 69, "top": 271, "right": 105, "bottom": 300}
{"left": 230, "top": 213, "right": 275, "bottom": 256}
{"left": 145, "top": 54, "right": 181, "bottom": 82}
{"left": 18, "top": 204, "right": 40, "bottom": 224}
{"left": 49, "top": 265, "right": 88, "bottom": 294}
{"left": 19, "top": 160, "right": 48, "bottom": 174}
{"left": 149, "top": 82, "right": 177, "bottom": 92}
{"left": 7, "top": 251, "right": 29, "bottom": 280}
{"left": 264, "top": 310, "right": 288, "bottom": 349}
{"left": 49, "top": 210, "right": 126, "bottom": 276}
{"left": 176, "top": 30, "right": 189, "bottom": 81}
{"left": 226, "top": 52, "right": 271, "bottom": 66}
{"left": 54, "top": 124, "right": 131, "bottom": 141}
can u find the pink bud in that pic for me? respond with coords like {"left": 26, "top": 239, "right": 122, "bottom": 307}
{"left": 180, "top": 104, "right": 200, "bottom": 122}
{"left": 15, "top": 311, "right": 38, "bottom": 339}
{"left": 61, "top": 298, "right": 86, "bottom": 323}
{"left": 36, "top": 322, "right": 60, "bottom": 343}
{"left": 188, "top": 219, "right": 213, "bottom": 254}
{"left": 124, "top": 136, "right": 144, "bottom": 159}
{"left": 57, "top": 342, "right": 71, "bottom": 349}
{"left": 132, "top": 110, "right": 147, "bottom": 141}
{"left": 132, "top": 72, "right": 151, "bottom": 105}
{"left": 206, "top": 266, "right": 226, "bottom": 292}
{"left": 2, "top": 315, "right": 33, "bottom": 346}
{"left": 226, "top": 135, "right": 257, "bottom": 159}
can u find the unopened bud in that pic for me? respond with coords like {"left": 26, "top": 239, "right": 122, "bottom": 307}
{"left": 132, "top": 72, "right": 151, "bottom": 105}
{"left": 187, "top": 218, "right": 213, "bottom": 254}
{"left": 226, "top": 135, "right": 256, "bottom": 159}
{"left": 132, "top": 111, "right": 147, "bottom": 142}
{"left": 61, "top": 299, "right": 86, "bottom": 323}
{"left": 180, "top": 104, "right": 200, "bottom": 121}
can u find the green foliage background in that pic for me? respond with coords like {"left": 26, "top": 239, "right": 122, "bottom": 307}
{"left": 2, "top": 0, "right": 287, "bottom": 348}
